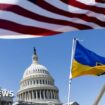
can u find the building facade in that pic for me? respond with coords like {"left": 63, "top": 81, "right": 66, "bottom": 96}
{"left": 17, "top": 48, "right": 62, "bottom": 105}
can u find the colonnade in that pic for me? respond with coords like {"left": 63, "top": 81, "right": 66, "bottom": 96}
{"left": 21, "top": 79, "right": 54, "bottom": 89}
{"left": 18, "top": 89, "right": 58, "bottom": 101}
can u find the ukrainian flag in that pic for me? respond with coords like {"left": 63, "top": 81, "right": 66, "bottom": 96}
{"left": 71, "top": 41, "right": 105, "bottom": 78}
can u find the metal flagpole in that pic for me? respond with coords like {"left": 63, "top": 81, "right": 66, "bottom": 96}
{"left": 68, "top": 38, "right": 77, "bottom": 105}
{"left": 68, "top": 79, "right": 72, "bottom": 105}
{"left": 93, "top": 84, "right": 105, "bottom": 105}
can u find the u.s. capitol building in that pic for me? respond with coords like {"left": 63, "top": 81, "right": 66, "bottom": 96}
{"left": 16, "top": 48, "right": 62, "bottom": 105}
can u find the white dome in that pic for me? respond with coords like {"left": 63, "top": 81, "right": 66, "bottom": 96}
{"left": 23, "top": 63, "right": 48, "bottom": 78}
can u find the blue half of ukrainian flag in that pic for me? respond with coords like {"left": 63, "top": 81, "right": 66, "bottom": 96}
{"left": 71, "top": 41, "right": 105, "bottom": 78}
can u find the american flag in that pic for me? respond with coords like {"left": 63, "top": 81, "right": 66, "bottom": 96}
{"left": 0, "top": 0, "right": 105, "bottom": 38}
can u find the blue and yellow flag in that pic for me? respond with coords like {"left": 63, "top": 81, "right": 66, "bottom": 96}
{"left": 71, "top": 41, "right": 105, "bottom": 78}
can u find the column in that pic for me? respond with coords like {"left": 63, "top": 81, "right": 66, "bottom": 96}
{"left": 28, "top": 91, "right": 30, "bottom": 100}
{"left": 43, "top": 90, "right": 45, "bottom": 99}
{"left": 25, "top": 92, "right": 26, "bottom": 100}
{"left": 54, "top": 91, "right": 56, "bottom": 99}
{"left": 32, "top": 80, "right": 33, "bottom": 85}
{"left": 22, "top": 93, "right": 23, "bottom": 100}
{"left": 23, "top": 92, "right": 25, "bottom": 101}
{"left": 36, "top": 91, "right": 38, "bottom": 99}
{"left": 20, "top": 94, "right": 22, "bottom": 100}
{"left": 21, "top": 93, "right": 23, "bottom": 100}
{"left": 21, "top": 94, "right": 23, "bottom": 100}
{"left": 48, "top": 90, "right": 50, "bottom": 99}
{"left": 52, "top": 90, "right": 55, "bottom": 99}
{"left": 50, "top": 90, "right": 52, "bottom": 99}
{"left": 23, "top": 93, "right": 25, "bottom": 100}
{"left": 41, "top": 90, "right": 44, "bottom": 99}
{"left": 20, "top": 94, "right": 21, "bottom": 100}
{"left": 32, "top": 90, "right": 34, "bottom": 100}
{"left": 45, "top": 90, "right": 47, "bottom": 99}
{"left": 38, "top": 90, "right": 40, "bottom": 99}
{"left": 30, "top": 91, "right": 32, "bottom": 100}
{"left": 26, "top": 92, "right": 27, "bottom": 101}
{"left": 49, "top": 90, "right": 51, "bottom": 99}
{"left": 34, "top": 90, "right": 36, "bottom": 99}
{"left": 51, "top": 90, "right": 53, "bottom": 99}
{"left": 25, "top": 92, "right": 27, "bottom": 101}
{"left": 46, "top": 90, "right": 49, "bottom": 99}
{"left": 23, "top": 93, "right": 25, "bottom": 101}
{"left": 40, "top": 90, "right": 42, "bottom": 99}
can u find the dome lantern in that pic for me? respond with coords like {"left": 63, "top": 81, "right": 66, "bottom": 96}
{"left": 32, "top": 47, "right": 38, "bottom": 64}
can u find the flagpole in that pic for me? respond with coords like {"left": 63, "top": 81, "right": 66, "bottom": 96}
{"left": 68, "top": 38, "right": 77, "bottom": 105}
{"left": 93, "top": 84, "right": 105, "bottom": 105}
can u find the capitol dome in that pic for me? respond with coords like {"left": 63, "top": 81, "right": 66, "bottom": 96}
{"left": 23, "top": 63, "right": 48, "bottom": 79}
{"left": 17, "top": 48, "right": 62, "bottom": 105}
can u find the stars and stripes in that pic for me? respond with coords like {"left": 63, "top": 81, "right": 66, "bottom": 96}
{"left": 0, "top": 0, "right": 105, "bottom": 38}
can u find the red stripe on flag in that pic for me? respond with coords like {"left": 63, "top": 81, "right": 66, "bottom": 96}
{"left": 0, "top": 19, "right": 60, "bottom": 35}
{"left": 61, "top": 0, "right": 105, "bottom": 15}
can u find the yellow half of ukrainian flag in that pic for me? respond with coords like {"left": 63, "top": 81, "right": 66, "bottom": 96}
{"left": 71, "top": 41, "right": 105, "bottom": 78}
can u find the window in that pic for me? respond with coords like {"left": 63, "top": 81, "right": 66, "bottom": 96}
{"left": 40, "top": 80, "right": 42, "bottom": 84}
{"left": 37, "top": 80, "right": 38, "bottom": 84}
{"left": 34, "top": 80, "right": 35, "bottom": 84}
